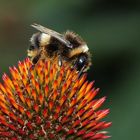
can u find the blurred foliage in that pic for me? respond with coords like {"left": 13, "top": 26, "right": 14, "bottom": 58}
{"left": 0, "top": 0, "right": 140, "bottom": 139}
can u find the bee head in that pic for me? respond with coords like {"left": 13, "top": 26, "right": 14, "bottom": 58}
{"left": 74, "top": 53, "right": 90, "bottom": 72}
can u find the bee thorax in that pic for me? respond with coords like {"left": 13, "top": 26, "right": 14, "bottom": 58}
{"left": 69, "top": 44, "right": 89, "bottom": 57}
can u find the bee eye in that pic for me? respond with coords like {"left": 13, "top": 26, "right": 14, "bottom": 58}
{"left": 76, "top": 55, "right": 87, "bottom": 71}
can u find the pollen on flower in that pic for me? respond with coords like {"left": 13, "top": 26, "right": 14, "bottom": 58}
{"left": 0, "top": 58, "right": 111, "bottom": 140}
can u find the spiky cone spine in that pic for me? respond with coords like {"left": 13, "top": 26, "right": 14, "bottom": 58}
{"left": 0, "top": 58, "right": 111, "bottom": 140}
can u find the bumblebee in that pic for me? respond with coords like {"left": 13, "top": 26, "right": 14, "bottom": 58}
{"left": 28, "top": 24, "right": 91, "bottom": 72}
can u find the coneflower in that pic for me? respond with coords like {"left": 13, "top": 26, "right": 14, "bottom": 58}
{"left": 0, "top": 58, "right": 111, "bottom": 140}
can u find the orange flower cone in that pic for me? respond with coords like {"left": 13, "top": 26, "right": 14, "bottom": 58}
{"left": 0, "top": 58, "right": 111, "bottom": 139}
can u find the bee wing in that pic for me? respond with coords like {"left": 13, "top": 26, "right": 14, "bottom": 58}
{"left": 31, "top": 23, "right": 73, "bottom": 48}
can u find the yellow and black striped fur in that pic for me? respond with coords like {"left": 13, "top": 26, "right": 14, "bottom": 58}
{"left": 28, "top": 24, "right": 91, "bottom": 72}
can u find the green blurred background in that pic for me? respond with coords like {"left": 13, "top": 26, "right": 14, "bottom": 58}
{"left": 0, "top": 0, "right": 140, "bottom": 139}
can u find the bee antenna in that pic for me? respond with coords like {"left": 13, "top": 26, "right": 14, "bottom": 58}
{"left": 78, "top": 66, "right": 86, "bottom": 78}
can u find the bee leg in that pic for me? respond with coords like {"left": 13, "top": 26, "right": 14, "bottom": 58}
{"left": 58, "top": 55, "right": 62, "bottom": 67}
{"left": 28, "top": 64, "right": 35, "bottom": 80}
{"left": 32, "top": 54, "right": 41, "bottom": 65}
{"left": 29, "top": 64, "right": 35, "bottom": 71}
{"left": 28, "top": 54, "right": 41, "bottom": 79}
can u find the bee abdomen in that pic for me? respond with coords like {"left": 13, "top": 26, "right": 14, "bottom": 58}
{"left": 30, "top": 32, "right": 41, "bottom": 48}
